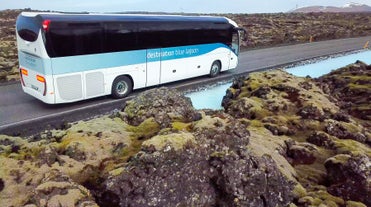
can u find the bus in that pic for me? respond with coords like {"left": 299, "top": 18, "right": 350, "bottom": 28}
{"left": 16, "top": 12, "right": 245, "bottom": 104}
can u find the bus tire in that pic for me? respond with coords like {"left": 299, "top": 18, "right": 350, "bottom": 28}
{"left": 209, "top": 61, "right": 221, "bottom": 78}
{"left": 111, "top": 76, "right": 133, "bottom": 99}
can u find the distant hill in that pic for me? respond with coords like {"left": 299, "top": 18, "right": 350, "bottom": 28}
{"left": 291, "top": 3, "right": 371, "bottom": 13}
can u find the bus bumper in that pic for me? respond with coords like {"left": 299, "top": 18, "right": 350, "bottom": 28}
{"left": 22, "top": 86, "right": 55, "bottom": 104}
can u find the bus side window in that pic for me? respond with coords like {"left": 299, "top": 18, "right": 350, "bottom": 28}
{"left": 104, "top": 22, "right": 137, "bottom": 52}
{"left": 48, "top": 24, "right": 104, "bottom": 57}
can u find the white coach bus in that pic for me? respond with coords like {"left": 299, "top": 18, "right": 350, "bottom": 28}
{"left": 16, "top": 12, "right": 245, "bottom": 104}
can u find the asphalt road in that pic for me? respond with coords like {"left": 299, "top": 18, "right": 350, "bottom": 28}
{"left": 1, "top": 36, "right": 370, "bottom": 135}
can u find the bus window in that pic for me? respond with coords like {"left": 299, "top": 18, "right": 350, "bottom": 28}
{"left": 47, "top": 23, "right": 103, "bottom": 57}
{"left": 231, "top": 31, "right": 239, "bottom": 55}
{"left": 16, "top": 15, "right": 40, "bottom": 42}
{"left": 104, "top": 22, "right": 138, "bottom": 52}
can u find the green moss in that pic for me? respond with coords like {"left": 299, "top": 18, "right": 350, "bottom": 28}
{"left": 105, "top": 119, "right": 160, "bottom": 161}
{"left": 343, "top": 75, "right": 371, "bottom": 82}
{"left": 59, "top": 137, "right": 74, "bottom": 151}
{"left": 227, "top": 87, "right": 238, "bottom": 97}
{"left": 295, "top": 165, "right": 327, "bottom": 187}
{"left": 125, "top": 106, "right": 145, "bottom": 119}
{"left": 293, "top": 183, "right": 307, "bottom": 199}
{"left": 326, "top": 154, "right": 351, "bottom": 165}
{"left": 119, "top": 138, "right": 142, "bottom": 159}
{"left": 346, "top": 201, "right": 367, "bottom": 207}
{"left": 194, "top": 115, "right": 226, "bottom": 130}
{"left": 1, "top": 138, "right": 46, "bottom": 161}
{"left": 249, "top": 119, "right": 264, "bottom": 127}
{"left": 172, "top": 121, "right": 192, "bottom": 131}
{"left": 126, "top": 117, "right": 161, "bottom": 140}
{"left": 14, "top": 146, "right": 44, "bottom": 160}
{"left": 352, "top": 104, "right": 371, "bottom": 111}
{"left": 298, "top": 196, "right": 323, "bottom": 205}
{"left": 307, "top": 190, "right": 345, "bottom": 206}
{"left": 237, "top": 87, "right": 251, "bottom": 98}
{"left": 109, "top": 167, "right": 125, "bottom": 177}
{"left": 334, "top": 139, "right": 371, "bottom": 157}
{"left": 142, "top": 132, "right": 196, "bottom": 151}
{"left": 347, "top": 83, "right": 370, "bottom": 90}
{"left": 244, "top": 78, "right": 263, "bottom": 92}
{"left": 341, "top": 122, "right": 363, "bottom": 134}
{"left": 210, "top": 151, "right": 228, "bottom": 158}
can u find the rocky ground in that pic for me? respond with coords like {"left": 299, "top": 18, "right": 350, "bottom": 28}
{"left": 0, "top": 61, "right": 370, "bottom": 206}
{"left": 227, "top": 13, "right": 371, "bottom": 48}
{"left": 0, "top": 9, "right": 371, "bottom": 82}
{"left": 0, "top": 9, "right": 19, "bottom": 83}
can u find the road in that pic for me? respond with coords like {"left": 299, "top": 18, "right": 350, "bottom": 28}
{"left": 1, "top": 36, "right": 370, "bottom": 135}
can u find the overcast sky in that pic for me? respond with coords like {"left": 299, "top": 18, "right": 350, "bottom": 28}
{"left": 1, "top": 0, "right": 371, "bottom": 13}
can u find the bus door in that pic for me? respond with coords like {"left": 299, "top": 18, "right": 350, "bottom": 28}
{"left": 145, "top": 48, "right": 161, "bottom": 86}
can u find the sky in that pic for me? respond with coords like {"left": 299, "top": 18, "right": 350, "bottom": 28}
{"left": 1, "top": 0, "right": 371, "bottom": 13}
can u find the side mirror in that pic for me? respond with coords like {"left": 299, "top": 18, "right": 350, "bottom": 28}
{"left": 236, "top": 27, "right": 247, "bottom": 41}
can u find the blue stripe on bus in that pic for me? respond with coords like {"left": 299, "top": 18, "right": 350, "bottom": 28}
{"left": 52, "top": 49, "right": 146, "bottom": 75}
{"left": 50, "top": 43, "right": 230, "bottom": 75}
{"left": 18, "top": 52, "right": 52, "bottom": 74}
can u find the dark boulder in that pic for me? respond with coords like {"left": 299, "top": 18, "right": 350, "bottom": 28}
{"left": 325, "top": 121, "right": 367, "bottom": 143}
{"left": 122, "top": 87, "right": 201, "bottom": 127}
{"left": 307, "top": 131, "right": 336, "bottom": 149}
{"left": 325, "top": 154, "right": 371, "bottom": 206}
{"left": 285, "top": 140, "right": 317, "bottom": 165}
{"left": 99, "top": 117, "right": 294, "bottom": 207}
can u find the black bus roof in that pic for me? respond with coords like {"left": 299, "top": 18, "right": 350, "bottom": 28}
{"left": 24, "top": 12, "right": 232, "bottom": 25}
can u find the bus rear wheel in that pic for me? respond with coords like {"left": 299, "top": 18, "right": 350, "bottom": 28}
{"left": 111, "top": 76, "right": 132, "bottom": 98}
{"left": 209, "top": 61, "right": 221, "bottom": 78}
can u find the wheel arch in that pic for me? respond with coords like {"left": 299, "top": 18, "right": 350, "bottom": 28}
{"left": 209, "top": 60, "right": 222, "bottom": 78}
{"left": 112, "top": 74, "right": 134, "bottom": 89}
{"left": 214, "top": 59, "right": 222, "bottom": 69}
{"left": 111, "top": 74, "right": 134, "bottom": 98}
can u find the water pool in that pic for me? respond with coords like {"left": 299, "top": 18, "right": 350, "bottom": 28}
{"left": 186, "top": 50, "right": 370, "bottom": 110}
{"left": 285, "top": 50, "right": 370, "bottom": 78}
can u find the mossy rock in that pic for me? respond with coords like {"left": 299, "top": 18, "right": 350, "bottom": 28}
{"left": 142, "top": 132, "right": 196, "bottom": 152}
{"left": 126, "top": 117, "right": 161, "bottom": 140}
{"left": 171, "top": 121, "right": 192, "bottom": 131}
{"left": 29, "top": 169, "right": 99, "bottom": 207}
{"left": 122, "top": 87, "right": 200, "bottom": 127}
{"left": 346, "top": 201, "right": 367, "bottom": 207}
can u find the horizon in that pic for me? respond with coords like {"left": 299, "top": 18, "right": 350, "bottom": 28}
{"left": 1, "top": 0, "right": 371, "bottom": 14}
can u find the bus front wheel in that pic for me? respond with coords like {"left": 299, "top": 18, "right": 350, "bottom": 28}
{"left": 111, "top": 76, "right": 133, "bottom": 99}
{"left": 209, "top": 61, "right": 221, "bottom": 78}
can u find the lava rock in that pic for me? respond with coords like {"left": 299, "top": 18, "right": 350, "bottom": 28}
{"left": 122, "top": 87, "right": 201, "bottom": 127}
{"left": 37, "top": 145, "right": 60, "bottom": 167}
{"left": 285, "top": 140, "right": 317, "bottom": 165}
{"left": 325, "top": 120, "right": 367, "bottom": 143}
{"left": 316, "top": 61, "right": 371, "bottom": 125}
{"left": 297, "top": 105, "right": 324, "bottom": 120}
{"left": 325, "top": 154, "right": 371, "bottom": 206}
{"left": 99, "top": 118, "right": 294, "bottom": 207}
{"left": 0, "top": 178, "right": 4, "bottom": 192}
{"left": 307, "top": 131, "right": 336, "bottom": 149}
{"left": 28, "top": 169, "right": 99, "bottom": 207}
